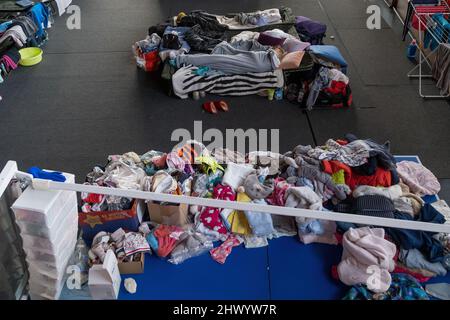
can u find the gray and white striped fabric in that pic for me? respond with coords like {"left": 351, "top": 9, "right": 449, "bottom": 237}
{"left": 172, "top": 65, "right": 284, "bottom": 99}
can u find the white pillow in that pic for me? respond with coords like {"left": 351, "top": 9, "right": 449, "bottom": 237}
{"left": 222, "top": 163, "right": 255, "bottom": 190}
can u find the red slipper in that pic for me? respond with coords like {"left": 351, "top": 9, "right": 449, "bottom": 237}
{"left": 202, "top": 101, "right": 218, "bottom": 114}
{"left": 214, "top": 100, "right": 229, "bottom": 112}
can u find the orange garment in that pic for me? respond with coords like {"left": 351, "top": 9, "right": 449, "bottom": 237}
{"left": 336, "top": 139, "right": 348, "bottom": 145}
{"left": 322, "top": 160, "right": 392, "bottom": 190}
{"left": 178, "top": 143, "right": 199, "bottom": 164}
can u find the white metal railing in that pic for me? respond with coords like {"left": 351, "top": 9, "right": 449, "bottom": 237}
{"left": 3, "top": 160, "right": 450, "bottom": 234}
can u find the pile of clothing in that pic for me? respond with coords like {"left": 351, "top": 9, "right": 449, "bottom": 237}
{"left": 132, "top": 7, "right": 350, "bottom": 109}
{"left": 0, "top": 3, "right": 52, "bottom": 84}
{"left": 132, "top": 33, "right": 162, "bottom": 72}
{"left": 0, "top": 2, "right": 51, "bottom": 49}
{"left": 88, "top": 228, "right": 150, "bottom": 266}
{"left": 88, "top": 223, "right": 213, "bottom": 266}
{"left": 79, "top": 134, "right": 449, "bottom": 299}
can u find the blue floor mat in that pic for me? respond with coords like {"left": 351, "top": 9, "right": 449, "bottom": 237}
{"left": 119, "top": 245, "right": 270, "bottom": 300}
{"left": 267, "top": 236, "right": 347, "bottom": 300}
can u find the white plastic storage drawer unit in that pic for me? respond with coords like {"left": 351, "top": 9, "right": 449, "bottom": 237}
{"left": 16, "top": 199, "right": 78, "bottom": 241}
{"left": 11, "top": 172, "right": 75, "bottom": 226}
{"left": 20, "top": 220, "right": 78, "bottom": 254}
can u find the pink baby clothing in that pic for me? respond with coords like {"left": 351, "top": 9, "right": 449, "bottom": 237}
{"left": 210, "top": 234, "right": 242, "bottom": 264}
{"left": 337, "top": 227, "right": 397, "bottom": 293}
{"left": 200, "top": 184, "right": 235, "bottom": 234}
{"left": 1, "top": 55, "right": 17, "bottom": 72}
{"left": 166, "top": 151, "right": 186, "bottom": 171}
{"left": 396, "top": 161, "right": 440, "bottom": 196}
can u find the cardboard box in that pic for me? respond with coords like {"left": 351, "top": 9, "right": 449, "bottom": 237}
{"left": 118, "top": 252, "right": 145, "bottom": 274}
{"left": 79, "top": 200, "right": 145, "bottom": 246}
{"left": 88, "top": 250, "right": 121, "bottom": 300}
{"left": 147, "top": 201, "right": 190, "bottom": 227}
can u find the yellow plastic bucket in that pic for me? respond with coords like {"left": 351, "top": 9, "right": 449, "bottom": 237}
{"left": 19, "top": 47, "right": 43, "bottom": 66}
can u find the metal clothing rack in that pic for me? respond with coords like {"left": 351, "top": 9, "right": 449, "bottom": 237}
{"left": 406, "top": 1, "right": 450, "bottom": 98}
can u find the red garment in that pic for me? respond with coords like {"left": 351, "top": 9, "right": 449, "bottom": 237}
{"left": 393, "top": 266, "right": 431, "bottom": 283}
{"left": 350, "top": 167, "right": 392, "bottom": 190}
{"left": 324, "top": 80, "right": 347, "bottom": 95}
{"left": 322, "top": 160, "right": 392, "bottom": 190}
{"left": 153, "top": 225, "right": 183, "bottom": 257}
{"left": 335, "top": 232, "right": 344, "bottom": 244}
{"left": 412, "top": 6, "right": 449, "bottom": 29}
{"left": 200, "top": 184, "right": 235, "bottom": 234}
{"left": 331, "top": 265, "right": 339, "bottom": 281}
{"left": 143, "top": 50, "right": 161, "bottom": 72}
{"left": 81, "top": 193, "right": 104, "bottom": 204}
{"left": 336, "top": 139, "right": 348, "bottom": 146}
{"left": 322, "top": 160, "right": 352, "bottom": 178}
{"left": 266, "top": 178, "right": 290, "bottom": 206}
{"left": 347, "top": 92, "right": 353, "bottom": 107}
{"left": 393, "top": 247, "right": 399, "bottom": 263}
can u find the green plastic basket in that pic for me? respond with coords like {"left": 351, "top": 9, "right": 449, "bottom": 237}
{"left": 19, "top": 47, "right": 43, "bottom": 66}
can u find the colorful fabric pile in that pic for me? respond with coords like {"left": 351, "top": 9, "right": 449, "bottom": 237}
{"left": 80, "top": 134, "right": 449, "bottom": 299}
{"left": 132, "top": 7, "right": 351, "bottom": 109}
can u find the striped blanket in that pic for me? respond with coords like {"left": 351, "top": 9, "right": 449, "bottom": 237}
{"left": 172, "top": 65, "right": 284, "bottom": 99}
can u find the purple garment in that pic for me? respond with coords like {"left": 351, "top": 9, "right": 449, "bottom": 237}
{"left": 257, "top": 32, "right": 285, "bottom": 46}
{"left": 295, "top": 16, "right": 327, "bottom": 35}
